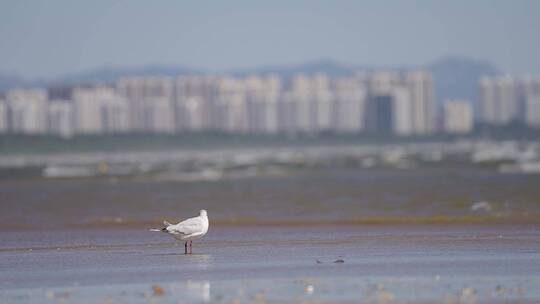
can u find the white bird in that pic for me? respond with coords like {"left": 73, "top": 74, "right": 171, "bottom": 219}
{"left": 150, "top": 210, "right": 209, "bottom": 254}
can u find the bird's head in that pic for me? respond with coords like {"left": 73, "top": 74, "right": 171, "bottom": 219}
{"left": 200, "top": 209, "right": 208, "bottom": 217}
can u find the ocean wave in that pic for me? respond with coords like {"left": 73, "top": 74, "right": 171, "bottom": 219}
{"left": 1, "top": 140, "right": 540, "bottom": 179}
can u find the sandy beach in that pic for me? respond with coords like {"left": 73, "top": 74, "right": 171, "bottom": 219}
{"left": 2, "top": 146, "right": 540, "bottom": 303}
{"left": 2, "top": 224, "right": 540, "bottom": 303}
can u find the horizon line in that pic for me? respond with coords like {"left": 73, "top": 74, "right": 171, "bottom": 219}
{"left": 1, "top": 54, "right": 499, "bottom": 82}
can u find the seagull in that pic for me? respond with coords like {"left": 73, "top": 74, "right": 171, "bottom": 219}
{"left": 150, "top": 210, "right": 209, "bottom": 254}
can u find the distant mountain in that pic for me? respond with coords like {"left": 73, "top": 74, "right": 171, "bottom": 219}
{"left": 230, "top": 59, "right": 357, "bottom": 79}
{"left": 49, "top": 65, "right": 202, "bottom": 86}
{"left": 230, "top": 59, "right": 416, "bottom": 79}
{"left": 0, "top": 57, "right": 502, "bottom": 106}
{"left": 0, "top": 73, "right": 29, "bottom": 93}
{"left": 427, "top": 56, "right": 501, "bottom": 108}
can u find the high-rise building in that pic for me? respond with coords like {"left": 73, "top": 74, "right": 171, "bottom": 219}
{"left": 1, "top": 70, "right": 439, "bottom": 137}
{"left": 478, "top": 77, "right": 497, "bottom": 124}
{"left": 281, "top": 73, "right": 334, "bottom": 134}
{"left": 405, "top": 71, "right": 435, "bottom": 134}
{"left": 245, "top": 75, "right": 280, "bottom": 134}
{"left": 479, "top": 75, "right": 540, "bottom": 127}
{"left": 287, "top": 74, "right": 315, "bottom": 133}
{"left": 277, "top": 92, "right": 298, "bottom": 134}
{"left": 367, "top": 71, "right": 401, "bottom": 94}
{"left": 175, "top": 96, "right": 206, "bottom": 131}
{"left": 213, "top": 77, "right": 247, "bottom": 133}
{"left": 0, "top": 100, "right": 7, "bottom": 134}
{"left": 313, "top": 91, "right": 333, "bottom": 132}
{"left": 313, "top": 74, "right": 333, "bottom": 132}
{"left": 366, "top": 94, "right": 394, "bottom": 134}
{"left": 392, "top": 87, "right": 413, "bottom": 136}
{"left": 174, "top": 76, "right": 221, "bottom": 131}
{"left": 521, "top": 77, "right": 540, "bottom": 128}
{"left": 5, "top": 89, "right": 48, "bottom": 134}
{"left": 478, "top": 76, "right": 520, "bottom": 125}
{"left": 365, "top": 70, "right": 423, "bottom": 136}
{"left": 117, "top": 76, "right": 174, "bottom": 132}
{"left": 73, "top": 86, "right": 129, "bottom": 134}
{"left": 366, "top": 88, "right": 413, "bottom": 135}
{"left": 496, "top": 77, "right": 519, "bottom": 124}
{"left": 47, "top": 100, "right": 74, "bottom": 138}
{"left": 526, "top": 93, "right": 540, "bottom": 128}
{"left": 443, "top": 100, "right": 473, "bottom": 134}
{"left": 141, "top": 97, "right": 176, "bottom": 133}
{"left": 332, "top": 78, "right": 366, "bottom": 133}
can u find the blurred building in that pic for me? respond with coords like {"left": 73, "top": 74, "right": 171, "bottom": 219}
{"left": 287, "top": 74, "right": 315, "bottom": 133}
{"left": 0, "top": 99, "right": 7, "bottom": 133}
{"left": 479, "top": 76, "right": 520, "bottom": 125}
{"left": 443, "top": 100, "right": 473, "bottom": 134}
{"left": 522, "top": 77, "right": 540, "bottom": 128}
{"left": 174, "top": 76, "right": 220, "bottom": 131}
{"left": 279, "top": 73, "right": 335, "bottom": 134}
{"left": 0, "top": 70, "right": 441, "bottom": 137}
{"left": 364, "top": 71, "right": 433, "bottom": 136}
{"left": 364, "top": 72, "right": 413, "bottom": 136}
{"left": 405, "top": 71, "right": 435, "bottom": 134}
{"left": 5, "top": 89, "right": 48, "bottom": 134}
{"left": 47, "top": 100, "right": 74, "bottom": 138}
{"left": 48, "top": 85, "right": 74, "bottom": 100}
{"left": 245, "top": 75, "right": 280, "bottom": 134}
{"left": 140, "top": 96, "right": 176, "bottom": 133}
{"left": 392, "top": 87, "right": 414, "bottom": 136}
{"left": 367, "top": 71, "right": 401, "bottom": 93}
{"left": 73, "top": 86, "right": 129, "bottom": 134}
{"left": 332, "top": 77, "right": 367, "bottom": 133}
{"left": 366, "top": 94, "right": 394, "bottom": 134}
{"left": 214, "top": 77, "right": 247, "bottom": 133}
{"left": 277, "top": 91, "right": 297, "bottom": 134}
{"left": 526, "top": 94, "right": 540, "bottom": 128}
{"left": 479, "top": 75, "right": 540, "bottom": 128}
{"left": 117, "top": 76, "right": 175, "bottom": 133}
{"left": 365, "top": 91, "right": 412, "bottom": 136}
{"left": 311, "top": 73, "right": 333, "bottom": 132}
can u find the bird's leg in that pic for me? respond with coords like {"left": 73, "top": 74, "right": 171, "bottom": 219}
{"left": 189, "top": 241, "right": 193, "bottom": 254}
{"left": 184, "top": 242, "right": 188, "bottom": 255}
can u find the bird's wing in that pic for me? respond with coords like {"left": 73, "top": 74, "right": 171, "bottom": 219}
{"left": 167, "top": 216, "right": 203, "bottom": 235}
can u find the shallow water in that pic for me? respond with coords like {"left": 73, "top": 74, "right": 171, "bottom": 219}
{"left": 1, "top": 225, "right": 540, "bottom": 303}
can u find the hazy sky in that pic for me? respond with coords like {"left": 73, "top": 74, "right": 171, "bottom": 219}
{"left": 1, "top": 0, "right": 539, "bottom": 78}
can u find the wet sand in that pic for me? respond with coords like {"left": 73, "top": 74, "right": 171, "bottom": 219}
{"left": 2, "top": 224, "right": 540, "bottom": 303}
{"left": 3, "top": 167, "right": 540, "bottom": 229}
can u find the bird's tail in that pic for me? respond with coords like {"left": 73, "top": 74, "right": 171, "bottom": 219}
{"left": 148, "top": 227, "right": 168, "bottom": 232}
{"left": 148, "top": 220, "right": 172, "bottom": 232}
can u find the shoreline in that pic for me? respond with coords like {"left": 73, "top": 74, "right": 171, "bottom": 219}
{"left": 2, "top": 216, "right": 540, "bottom": 232}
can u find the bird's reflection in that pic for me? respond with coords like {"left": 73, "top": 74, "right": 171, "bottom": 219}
{"left": 178, "top": 254, "right": 214, "bottom": 270}
{"left": 149, "top": 252, "right": 214, "bottom": 269}
{"left": 169, "top": 280, "right": 211, "bottom": 303}
{"left": 182, "top": 254, "right": 212, "bottom": 262}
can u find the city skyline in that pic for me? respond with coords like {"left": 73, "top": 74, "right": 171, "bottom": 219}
{"left": 4, "top": 69, "right": 540, "bottom": 138}
{"left": 1, "top": 1, "right": 540, "bottom": 78}
{"left": 0, "top": 70, "right": 440, "bottom": 137}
